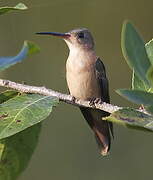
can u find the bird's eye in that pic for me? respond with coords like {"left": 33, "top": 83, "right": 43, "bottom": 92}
{"left": 78, "top": 32, "right": 84, "bottom": 39}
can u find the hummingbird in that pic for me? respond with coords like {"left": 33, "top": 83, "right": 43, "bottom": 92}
{"left": 36, "top": 28, "right": 113, "bottom": 155}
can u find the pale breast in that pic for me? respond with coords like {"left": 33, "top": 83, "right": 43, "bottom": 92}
{"left": 66, "top": 59, "right": 101, "bottom": 100}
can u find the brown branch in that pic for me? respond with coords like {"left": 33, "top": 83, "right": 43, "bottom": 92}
{"left": 0, "top": 79, "right": 121, "bottom": 113}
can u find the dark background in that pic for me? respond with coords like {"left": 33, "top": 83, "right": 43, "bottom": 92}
{"left": 0, "top": 0, "right": 153, "bottom": 179}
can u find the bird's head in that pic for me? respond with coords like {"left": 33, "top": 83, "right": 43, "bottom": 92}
{"left": 36, "top": 28, "right": 95, "bottom": 50}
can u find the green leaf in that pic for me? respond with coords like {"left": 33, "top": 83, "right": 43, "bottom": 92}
{"left": 145, "top": 40, "right": 153, "bottom": 86}
{"left": 146, "top": 66, "right": 153, "bottom": 86}
{"left": 121, "top": 21, "right": 151, "bottom": 85}
{"left": 0, "top": 123, "right": 41, "bottom": 180}
{"left": 117, "top": 89, "right": 153, "bottom": 105}
{"left": 145, "top": 106, "right": 153, "bottom": 115}
{"left": 0, "top": 91, "right": 19, "bottom": 104}
{"left": 0, "top": 3, "right": 27, "bottom": 15}
{"left": 132, "top": 70, "right": 151, "bottom": 91}
{"left": 26, "top": 41, "right": 40, "bottom": 55}
{"left": 146, "top": 39, "right": 153, "bottom": 65}
{"left": 105, "top": 108, "right": 153, "bottom": 132}
{"left": 0, "top": 91, "right": 42, "bottom": 179}
{"left": 0, "top": 94, "right": 58, "bottom": 139}
{"left": 0, "top": 41, "right": 40, "bottom": 72}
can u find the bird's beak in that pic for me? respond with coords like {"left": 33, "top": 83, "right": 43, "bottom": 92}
{"left": 36, "top": 32, "right": 71, "bottom": 39}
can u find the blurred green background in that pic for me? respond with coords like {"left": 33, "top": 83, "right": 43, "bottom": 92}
{"left": 1, "top": 0, "right": 153, "bottom": 179}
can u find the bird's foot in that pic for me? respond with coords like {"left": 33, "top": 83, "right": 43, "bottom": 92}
{"left": 89, "top": 98, "right": 103, "bottom": 107}
{"left": 71, "top": 96, "right": 76, "bottom": 103}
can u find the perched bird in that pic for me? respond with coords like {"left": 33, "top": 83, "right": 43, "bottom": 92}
{"left": 36, "top": 28, "right": 113, "bottom": 155}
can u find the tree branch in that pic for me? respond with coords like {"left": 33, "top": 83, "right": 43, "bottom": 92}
{"left": 0, "top": 79, "right": 121, "bottom": 113}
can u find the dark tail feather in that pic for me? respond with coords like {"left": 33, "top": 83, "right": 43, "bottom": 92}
{"left": 93, "top": 120, "right": 111, "bottom": 155}
{"left": 80, "top": 107, "right": 112, "bottom": 156}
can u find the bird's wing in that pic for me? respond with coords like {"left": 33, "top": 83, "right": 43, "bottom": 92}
{"left": 80, "top": 58, "right": 113, "bottom": 155}
{"left": 95, "top": 58, "right": 114, "bottom": 137}
{"left": 95, "top": 57, "right": 110, "bottom": 103}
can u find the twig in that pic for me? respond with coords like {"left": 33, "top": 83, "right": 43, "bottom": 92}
{"left": 0, "top": 79, "right": 121, "bottom": 113}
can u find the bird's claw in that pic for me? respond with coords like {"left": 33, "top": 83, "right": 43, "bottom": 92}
{"left": 94, "top": 98, "right": 103, "bottom": 104}
{"left": 71, "top": 96, "right": 76, "bottom": 103}
{"left": 89, "top": 98, "right": 103, "bottom": 107}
